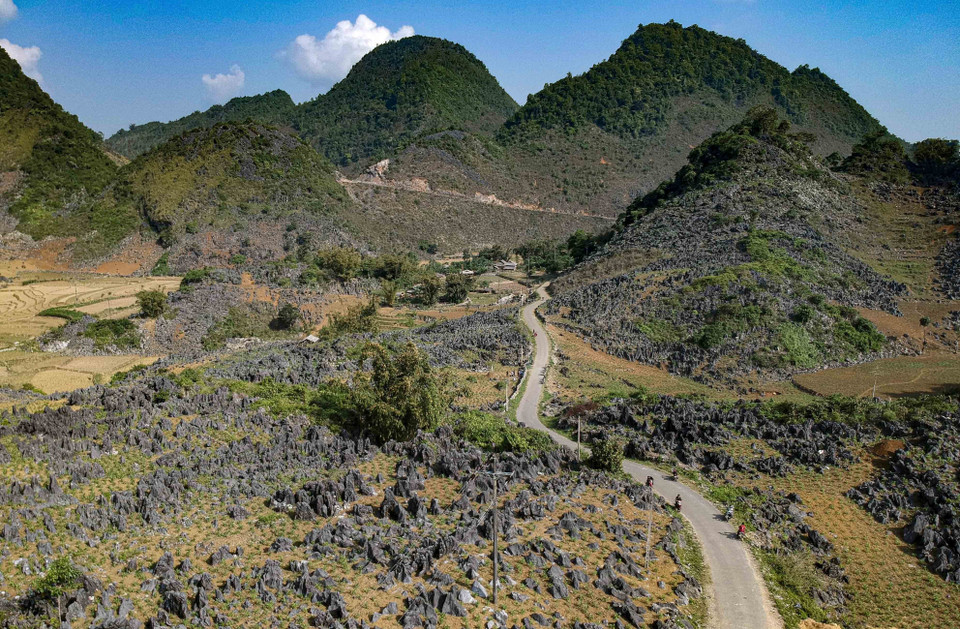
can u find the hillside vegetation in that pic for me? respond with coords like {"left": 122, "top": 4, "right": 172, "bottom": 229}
{"left": 0, "top": 46, "right": 120, "bottom": 242}
{"left": 295, "top": 35, "right": 519, "bottom": 166}
{"left": 546, "top": 107, "right": 904, "bottom": 384}
{"left": 105, "top": 89, "right": 296, "bottom": 159}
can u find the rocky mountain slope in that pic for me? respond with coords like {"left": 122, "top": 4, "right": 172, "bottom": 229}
{"left": 105, "top": 89, "right": 296, "bottom": 160}
{"left": 545, "top": 107, "right": 904, "bottom": 385}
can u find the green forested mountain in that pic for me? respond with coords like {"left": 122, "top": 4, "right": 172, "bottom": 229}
{"left": 111, "top": 121, "right": 350, "bottom": 239}
{"left": 295, "top": 35, "right": 519, "bottom": 166}
{"left": 503, "top": 21, "right": 879, "bottom": 154}
{"left": 0, "top": 46, "right": 119, "bottom": 242}
{"left": 105, "top": 90, "right": 296, "bottom": 159}
{"left": 382, "top": 22, "right": 885, "bottom": 219}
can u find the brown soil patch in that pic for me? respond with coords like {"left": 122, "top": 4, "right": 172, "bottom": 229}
{"left": 869, "top": 439, "right": 905, "bottom": 457}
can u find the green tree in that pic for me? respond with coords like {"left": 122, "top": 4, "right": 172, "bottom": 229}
{"left": 381, "top": 280, "right": 399, "bottom": 307}
{"left": 351, "top": 342, "right": 451, "bottom": 442}
{"left": 913, "top": 138, "right": 959, "bottom": 179}
{"left": 136, "top": 290, "right": 167, "bottom": 318}
{"left": 444, "top": 273, "right": 473, "bottom": 302}
{"left": 587, "top": 436, "right": 625, "bottom": 473}
{"left": 275, "top": 303, "right": 301, "bottom": 330}
{"left": 420, "top": 275, "right": 442, "bottom": 305}
{"left": 316, "top": 247, "right": 363, "bottom": 281}
{"left": 842, "top": 129, "right": 910, "bottom": 184}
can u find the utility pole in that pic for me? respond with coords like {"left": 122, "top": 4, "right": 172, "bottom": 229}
{"left": 481, "top": 454, "right": 513, "bottom": 607}
{"left": 577, "top": 415, "right": 582, "bottom": 461}
{"left": 644, "top": 487, "right": 654, "bottom": 570}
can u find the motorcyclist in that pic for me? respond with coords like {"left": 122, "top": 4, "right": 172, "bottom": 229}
{"left": 672, "top": 466, "right": 679, "bottom": 481}
{"left": 645, "top": 476, "right": 654, "bottom": 488}
{"left": 737, "top": 524, "right": 747, "bottom": 540}
{"left": 725, "top": 505, "right": 735, "bottom": 521}
{"left": 674, "top": 495, "right": 682, "bottom": 511}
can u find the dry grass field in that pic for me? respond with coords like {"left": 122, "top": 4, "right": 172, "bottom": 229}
{"left": 764, "top": 458, "right": 960, "bottom": 629}
{"left": 0, "top": 350, "right": 158, "bottom": 393}
{"left": 0, "top": 272, "right": 179, "bottom": 347}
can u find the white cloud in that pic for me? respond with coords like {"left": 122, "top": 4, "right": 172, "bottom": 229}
{"left": 280, "top": 14, "right": 414, "bottom": 85}
{"left": 0, "top": 39, "right": 42, "bottom": 84}
{"left": 0, "top": 0, "right": 17, "bottom": 22}
{"left": 201, "top": 65, "right": 245, "bottom": 103}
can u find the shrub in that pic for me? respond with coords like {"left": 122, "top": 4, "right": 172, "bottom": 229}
{"left": 179, "top": 267, "right": 213, "bottom": 291}
{"left": 274, "top": 303, "right": 301, "bottom": 330}
{"left": 150, "top": 252, "right": 171, "bottom": 276}
{"left": 229, "top": 253, "right": 247, "bottom": 265}
{"left": 136, "top": 290, "right": 167, "bottom": 318}
{"left": 37, "top": 307, "right": 86, "bottom": 323}
{"left": 588, "top": 436, "right": 625, "bottom": 473}
{"left": 350, "top": 342, "right": 452, "bottom": 442}
{"left": 83, "top": 319, "right": 139, "bottom": 350}
{"left": 315, "top": 247, "right": 363, "bottom": 281}
{"left": 455, "top": 411, "right": 554, "bottom": 453}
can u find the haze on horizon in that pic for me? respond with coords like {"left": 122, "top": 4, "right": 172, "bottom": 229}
{"left": 0, "top": 0, "right": 956, "bottom": 142}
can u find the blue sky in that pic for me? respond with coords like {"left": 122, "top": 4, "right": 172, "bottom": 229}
{"left": 1, "top": 0, "right": 957, "bottom": 141}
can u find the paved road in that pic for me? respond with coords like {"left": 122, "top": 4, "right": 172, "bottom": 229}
{"left": 517, "top": 286, "right": 781, "bottom": 629}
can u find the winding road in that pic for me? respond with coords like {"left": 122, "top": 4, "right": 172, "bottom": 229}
{"left": 517, "top": 286, "right": 781, "bottom": 629}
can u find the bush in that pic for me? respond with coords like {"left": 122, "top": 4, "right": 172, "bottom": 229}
{"left": 350, "top": 342, "right": 452, "bottom": 442}
{"left": 136, "top": 290, "right": 167, "bottom": 318}
{"left": 38, "top": 307, "right": 86, "bottom": 322}
{"left": 588, "top": 436, "right": 625, "bottom": 473}
{"left": 274, "top": 303, "right": 301, "bottom": 330}
{"left": 179, "top": 267, "right": 213, "bottom": 291}
{"left": 455, "top": 411, "right": 554, "bottom": 453}
{"left": 150, "top": 252, "right": 171, "bottom": 275}
{"left": 83, "top": 319, "right": 139, "bottom": 350}
{"left": 315, "top": 247, "right": 363, "bottom": 281}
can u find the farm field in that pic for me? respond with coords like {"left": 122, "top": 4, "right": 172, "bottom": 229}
{"left": 0, "top": 272, "right": 180, "bottom": 347}
{"left": 793, "top": 353, "right": 960, "bottom": 398}
{"left": 0, "top": 350, "right": 158, "bottom": 393}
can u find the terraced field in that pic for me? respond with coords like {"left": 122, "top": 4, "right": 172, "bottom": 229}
{"left": 0, "top": 273, "right": 180, "bottom": 347}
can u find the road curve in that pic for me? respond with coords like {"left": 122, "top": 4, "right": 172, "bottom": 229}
{"left": 517, "top": 286, "right": 781, "bottom": 629}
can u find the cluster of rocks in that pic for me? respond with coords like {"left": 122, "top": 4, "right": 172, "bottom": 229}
{"left": 847, "top": 412, "right": 960, "bottom": 582}
{"left": 0, "top": 368, "right": 701, "bottom": 628}
{"left": 557, "top": 396, "right": 874, "bottom": 475}
{"left": 734, "top": 489, "right": 850, "bottom": 617}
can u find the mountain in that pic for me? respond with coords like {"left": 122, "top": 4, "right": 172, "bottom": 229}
{"left": 104, "top": 121, "right": 356, "bottom": 270}
{"left": 382, "top": 22, "right": 883, "bottom": 219}
{"left": 294, "top": 35, "right": 519, "bottom": 167}
{"left": 544, "top": 107, "right": 905, "bottom": 384}
{"left": 104, "top": 90, "right": 296, "bottom": 159}
{"left": 0, "top": 45, "right": 120, "bottom": 243}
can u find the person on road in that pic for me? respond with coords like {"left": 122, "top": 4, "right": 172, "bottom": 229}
{"left": 725, "top": 505, "right": 735, "bottom": 521}
{"left": 674, "top": 495, "right": 682, "bottom": 512}
{"left": 738, "top": 524, "right": 747, "bottom": 540}
{"left": 646, "top": 476, "right": 654, "bottom": 488}
{"left": 672, "top": 466, "right": 679, "bottom": 481}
